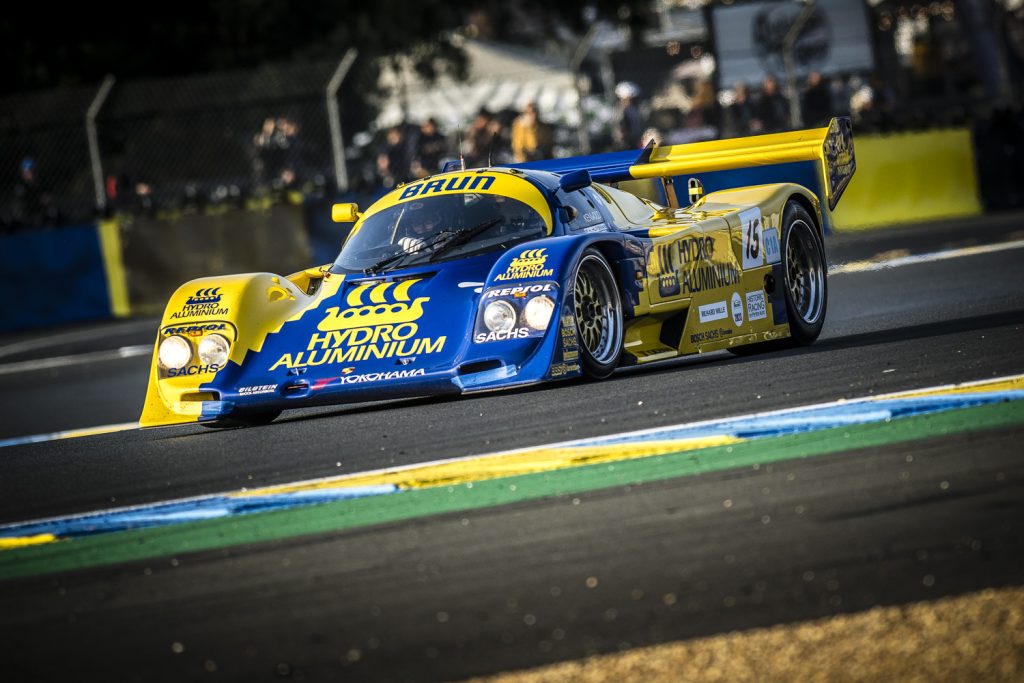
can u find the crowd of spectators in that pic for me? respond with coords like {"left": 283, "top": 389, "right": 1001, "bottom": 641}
{"left": 372, "top": 103, "right": 559, "bottom": 192}
{"left": 3, "top": 65, "right": 1021, "bottom": 233}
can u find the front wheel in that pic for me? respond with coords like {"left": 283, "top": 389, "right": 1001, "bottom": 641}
{"left": 572, "top": 249, "right": 623, "bottom": 379}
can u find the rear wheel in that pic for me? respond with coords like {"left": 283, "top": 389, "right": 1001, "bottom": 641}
{"left": 729, "top": 200, "right": 827, "bottom": 354}
{"left": 573, "top": 249, "right": 623, "bottom": 379}
{"left": 202, "top": 409, "right": 282, "bottom": 429}
{"left": 781, "top": 201, "right": 827, "bottom": 344}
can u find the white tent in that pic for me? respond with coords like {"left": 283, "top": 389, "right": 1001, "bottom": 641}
{"left": 375, "top": 39, "right": 580, "bottom": 130}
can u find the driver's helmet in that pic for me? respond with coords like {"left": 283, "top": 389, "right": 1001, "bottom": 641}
{"left": 398, "top": 201, "right": 445, "bottom": 252}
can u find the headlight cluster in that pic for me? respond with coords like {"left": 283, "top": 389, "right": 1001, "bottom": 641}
{"left": 158, "top": 334, "right": 231, "bottom": 371}
{"left": 198, "top": 334, "right": 231, "bottom": 367}
{"left": 523, "top": 295, "right": 555, "bottom": 330}
{"left": 158, "top": 335, "right": 192, "bottom": 370}
{"left": 483, "top": 300, "right": 517, "bottom": 333}
{"left": 482, "top": 295, "right": 555, "bottom": 333}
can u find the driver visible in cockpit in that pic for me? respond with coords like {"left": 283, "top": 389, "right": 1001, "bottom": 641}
{"left": 397, "top": 202, "right": 445, "bottom": 253}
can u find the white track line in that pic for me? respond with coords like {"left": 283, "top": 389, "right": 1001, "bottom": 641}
{"left": 0, "top": 345, "right": 150, "bottom": 375}
{"left": 0, "top": 320, "right": 156, "bottom": 359}
{"left": 2, "top": 373, "right": 1020, "bottom": 527}
{"left": 830, "top": 239, "right": 1024, "bottom": 275}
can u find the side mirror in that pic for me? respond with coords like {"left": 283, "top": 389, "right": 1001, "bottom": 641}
{"left": 331, "top": 203, "right": 361, "bottom": 223}
{"left": 559, "top": 169, "right": 592, "bottom": 193}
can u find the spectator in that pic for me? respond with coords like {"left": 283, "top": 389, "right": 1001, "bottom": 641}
{"left": 465, "top": 108, "right": 507, "bottom": 167}
{"left": 510, "top": 102, "right": 553, "bottom": 162}
{"left": 376, "top": 126, "right": 413, "bottom": 189}
{"left": 684, "top": 80, "right": 720, "bottom": 141}
{"left": 802, "top": 71, "right": 833, "bottom": 128}
{"left": 9, "top": 157, "right": 60, "bottom": 230}
{"left": 752, "top": 75, "right": 788, "bottom": 134}
{"left": 612, "top": 81, "right": 645, "bottom": 149}
{"left": 722, "top": 82, "right": 754, "bottom": 137}
{"left": 411, "top": 118, "right": 447, "bottom": 178}
{"left": 252, "top": 116, "right": 301, "bottom": 188}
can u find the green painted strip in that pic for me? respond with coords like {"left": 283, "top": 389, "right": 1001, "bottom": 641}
{"left": 2, "top": 400, "right": 1021, "bottom": 582}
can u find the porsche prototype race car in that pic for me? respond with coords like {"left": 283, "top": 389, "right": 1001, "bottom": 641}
{"left": 140, "top": 118, "right": 855, "bottom": 427}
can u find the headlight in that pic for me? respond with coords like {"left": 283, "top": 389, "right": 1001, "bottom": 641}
{"left": 198, "top": 334, "right": 231, "bottom": 367}
{"left": 523, "top": 295, "right": 555, "bottom": 330}
{"left": 158, "top": 335, "right": 192, "bottom": 370}
{"left": 483, "top": 300, "right": 517, "bottom": 333}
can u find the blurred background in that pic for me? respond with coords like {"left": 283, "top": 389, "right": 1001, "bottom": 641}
{"left": 1, "top": 0, "right": 1022, "bottom": 330}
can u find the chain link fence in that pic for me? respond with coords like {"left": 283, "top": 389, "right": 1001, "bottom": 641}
{"left": 1, "top": 60, "right": 350, "bottom": 231}
{"left": 0, "top": 85, "right": 98, "bottom": 229}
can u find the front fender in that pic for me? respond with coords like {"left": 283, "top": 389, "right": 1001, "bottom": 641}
{"left": 140, "top": 271, "right": 342, "bottom": 427}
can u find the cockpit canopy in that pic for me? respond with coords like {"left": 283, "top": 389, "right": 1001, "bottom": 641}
{"left": 333, "top": 192, "right": 547, "bottom": 273}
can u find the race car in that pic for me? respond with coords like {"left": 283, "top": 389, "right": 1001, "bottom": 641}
{"left": 140, "top": 117, "right": 855, "bottom": 427}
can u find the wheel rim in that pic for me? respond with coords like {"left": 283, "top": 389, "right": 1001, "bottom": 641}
{"left": 785, "top": 219, "right": 825, "bottom": 325}
{"left": 574, "top": 255, "right": 621, "bottom": 365}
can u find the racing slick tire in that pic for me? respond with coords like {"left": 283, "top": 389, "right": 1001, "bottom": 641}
{"left": 779, "top": 200, "right": 827, "bottom": 345}
{"left": 573, "top": 249, "right": 623, "bottom": 379}
{"left": 730, "top": 200, "right": 827, "bottom": 354}
{"left": 201, "top": 409, "right": 283, "bottom": 429}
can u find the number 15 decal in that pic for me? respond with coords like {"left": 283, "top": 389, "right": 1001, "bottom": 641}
{"left": 739, "top": 207, "right": 764, "bottom": 269}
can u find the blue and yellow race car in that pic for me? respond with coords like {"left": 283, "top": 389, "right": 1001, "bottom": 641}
{"left": 141, "top": 118, "right": 854, "bottom": 427}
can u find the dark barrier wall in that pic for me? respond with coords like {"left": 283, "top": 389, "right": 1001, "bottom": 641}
{"left": 121, "top": 204, "right": 313, "bottom": 315}
{"left": 0, "top": 223, "right": 113, "bottom": 331}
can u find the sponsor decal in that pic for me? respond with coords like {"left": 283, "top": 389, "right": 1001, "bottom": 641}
{"left": 162, "top": 322, "right": 227, "bottom": 337}
{"left": 824, "top": 117, "right": 856, "bottom": 210}
{"left": 399, "top": 174, "right": 495, "bottom": 200}
{"left": 311, "top": 368, "right": 426, "bottom": 390}
{"left": 679, "top": 263, "right": 741, "bottom": 295}
{"left": 475, "top": 328, "right": 532, "bottom": 343}
{"left": 763, "top": 228, "right": 781, "bottom": 265}
{"left": 270, "top": 279, "right": 445, "bottom": 371}
{"left": 171, "top": 287, "right": 229, "bottom": 320}
{"left": 339, "top": 368, "right": 426, "bottom": 384}
{"left": 560, "top": 313, "right": 578, "bottom": 350}
{"left": 494, "top": 248, "right": 554, "bottom": 281}
{"left": 484, "top": 283, "right": 554, "bottom": 299}
{"left": 689, "top": 327, "right": 733, "bottom": 345}
{"left": 186, "top": 287, "right": 222, "bottom": 306}
{"left": 166, "top": 363, "right": 221, "bottom": 377}
{"left": 659, "top": 272, "right": 681, "bottom": 297}
{"left": 698, "top": 300, "right": 728, "bottom": 324}
{"left": 746, "top": 290, "right": 767, "bottom": 322}
{"left": 740, "top": 207, "right": 764, "bottom": 269}
{"left": 731, "top": 292, "right": 744, "bottom": 326}
{"left": 549, "top": 363, "right": 578, "bottom": 378}
{"left": 654, "top": 235, "right": 714, "bottom": 274}
{"left": 652, "top": 235, "right": 741, "bottom": 297}
{"left": 318, "top": 279, "right": 428, "bottom": 331}
{"left": 238, "top": 385, "right": 276, "bottom": 396}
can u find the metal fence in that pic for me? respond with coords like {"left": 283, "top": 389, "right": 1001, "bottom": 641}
{"left": 1, "top": 58, "right": 355, "bottom": 230}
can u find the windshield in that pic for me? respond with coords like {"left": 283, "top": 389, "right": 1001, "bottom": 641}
{"left": 333, "top": 193, "right": 547, "bottom": 273}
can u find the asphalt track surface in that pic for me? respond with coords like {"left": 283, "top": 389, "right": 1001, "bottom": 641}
{"left": 1, "top": 213, "right": 1023, "bottom": 681}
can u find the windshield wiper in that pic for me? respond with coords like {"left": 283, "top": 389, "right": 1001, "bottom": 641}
{"left": 426, "top": 217, "right": 503, "bottom": 261}
{"left": 362, "top": 217, "right": 504, "bottom": 275}
{"left": 362, "top": 228, "right": 457, "bottom": 275}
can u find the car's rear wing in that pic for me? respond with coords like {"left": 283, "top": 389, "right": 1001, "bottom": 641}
{"left": 509, "top": 116, "right": 855, "bottom": 225}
